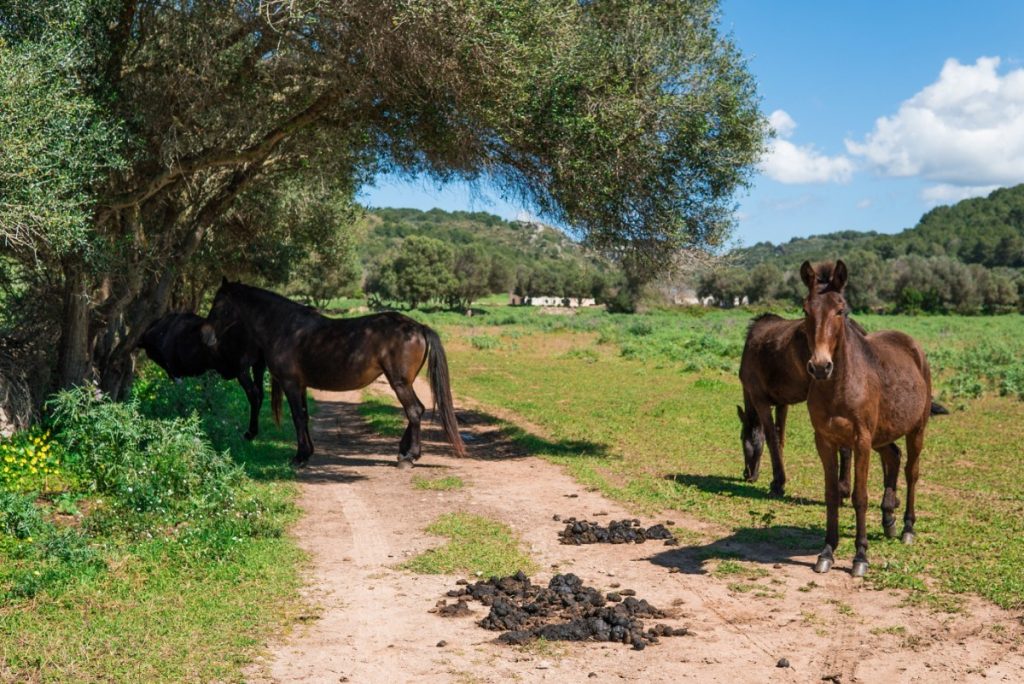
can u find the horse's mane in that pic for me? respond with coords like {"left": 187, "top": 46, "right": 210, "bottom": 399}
{"left": 746, "top": 312, "right": 784, "bottom": 336}
{"left": 223, "top": 282, "right": 316, "bottom": 315}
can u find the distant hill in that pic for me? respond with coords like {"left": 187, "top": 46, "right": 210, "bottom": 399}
{"left": 734, "top": 183, "right": 1024, "bottom": 269}
{"left": 360, "top": 207, "right": 608, "bottom": 274}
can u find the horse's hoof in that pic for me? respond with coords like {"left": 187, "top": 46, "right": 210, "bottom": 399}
{"left": 883, "top": 522, "right": 899, "bottom": 539}
{"left": 769, "top": 482, "right": 785, "bottom": 498}
{"left": 851, "top": 560, "right": 869, "bottom": 578}
{"left": 243, "top": 431, "right": 256, "bottom": 441}
{"left": 396, "top": 458, "right": 414, "bottom": 470}
{"left": 901, "top": 531, "right": 915, "bottom": 545}
{"left": 814, "top": 545, "right": 834, "bottom": 574}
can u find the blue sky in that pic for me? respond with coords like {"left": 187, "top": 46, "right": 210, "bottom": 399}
{"left": 359, "top": 1, "right": 1024, "bottom": 248}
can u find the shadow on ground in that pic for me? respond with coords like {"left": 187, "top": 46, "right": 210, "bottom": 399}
{"left": 664, "top": 473, "right": 826, "bottom": 508}
{"left": 356, "top": 397, "right": 611, "bottom": 463}
{"left": 647, "top": 525, "right": 824, "bottom": 575}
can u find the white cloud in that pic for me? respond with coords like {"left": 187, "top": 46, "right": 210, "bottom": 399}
{"left": 920, "top": 183, "right": 1000, "bottom": 207}
{"left": 760, "top": 109, "right": 854, "bottom": 184}
{"left": 761, "top": 140, "right": 855, "bottom": 184}
{"left": 768, "top": 109, "right": 797, "bottom": 138}
{"left": 846, "top": 57, "right": 1024, "bottom": 187}
{"left": 856, "top": 198, "right": 873, "bottom": 209}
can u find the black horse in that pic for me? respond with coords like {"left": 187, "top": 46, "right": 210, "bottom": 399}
{"left": 200, "top": 280, "right": 465, "bottom": 467}
{"left": 138, "top": 312, "right": 266, "bottom": 440}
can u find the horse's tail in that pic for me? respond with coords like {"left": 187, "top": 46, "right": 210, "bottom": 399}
{"left": 422, "top": 325, "right": 466, "bottom": 457}
{"left": 930, "top": 400, "right": 949, "bottom": 416}
{"left": 271, "top": 377, "right": 283, "bottom": 426}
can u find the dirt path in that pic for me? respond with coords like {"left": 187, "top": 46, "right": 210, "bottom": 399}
{"left": 248, "top": 380, "right": 1023, "bottom": 683}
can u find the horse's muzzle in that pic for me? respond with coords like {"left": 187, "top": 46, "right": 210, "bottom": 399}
{"left": 807, "top": 360, "right": 834, "bottom": 380}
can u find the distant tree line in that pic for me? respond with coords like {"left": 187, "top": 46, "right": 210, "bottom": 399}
{"left": 364, "top": 234, "right": 616, "bottom": 310}
{"left": 712, "top": 184, "right": 1024, "bottom": 314}
{"left": 699, "top": 252, "right": 1024, "bottom": 314}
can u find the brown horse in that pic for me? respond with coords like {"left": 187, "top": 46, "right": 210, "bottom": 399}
{"left": 201, "top": 280, "right": 465, "bottom": 467}
{"left": 800, "top": 260, "right": 932, "bottom": 577}
{"left": 738, "top": 314, "right": 853, "bottom": 498}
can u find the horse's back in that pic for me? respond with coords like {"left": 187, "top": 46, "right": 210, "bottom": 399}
{"left": 740, "top": 316, "right": 809, "bottom": 405}
{"left": 864, "top": 329, "right": 931, "bottom": 440}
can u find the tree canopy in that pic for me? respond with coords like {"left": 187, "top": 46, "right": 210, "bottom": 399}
{"left": 0, "top": 0, "right": 766, "bottom": 406}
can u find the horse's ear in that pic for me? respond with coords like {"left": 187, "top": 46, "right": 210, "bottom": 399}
{"left": 736, "top": 405, "right": 745, "bottom": 423}
{"left": 832, "top": 260, "right": 848, "bottom": 292}
{"left": 799, "top": 261, "right": 815, "bottom": 290}
{"left": 221, "top": 276, "right": 229, "bottom": 287}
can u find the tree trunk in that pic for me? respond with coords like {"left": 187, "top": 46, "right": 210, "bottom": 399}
{"left": 56, "top": 265, "right": 93, "bottom": 389}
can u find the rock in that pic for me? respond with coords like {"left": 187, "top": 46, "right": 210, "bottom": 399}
{"left": 436, "top": 640, "right": 447, "bottom": 648}
{"left": 777, "top": 657, "right": 790, "bottom": 668}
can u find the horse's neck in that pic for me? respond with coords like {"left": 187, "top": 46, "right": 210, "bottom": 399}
{"left": 834, "top": 320, "right": 872, "bottom": 384}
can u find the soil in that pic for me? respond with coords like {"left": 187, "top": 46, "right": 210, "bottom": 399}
{"left": 246, "top": 378, "right": 1024, "bottom": 683}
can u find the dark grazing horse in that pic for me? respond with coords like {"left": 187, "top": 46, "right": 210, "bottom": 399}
{"left": 200, "top": 280, "right": 466, "bottom": 467}
{"left": 138, "top": 312, "right": 266, "bottom": 439}
{"left": 800, "top": 260, "right": 932, "bottom": 577}
{"left": 738, "top": 314, "right": 854, "bottom": 499}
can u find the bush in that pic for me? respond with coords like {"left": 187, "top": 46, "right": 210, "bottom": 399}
{"left": 47, "top": 386, "right": 243, "bottom": 515}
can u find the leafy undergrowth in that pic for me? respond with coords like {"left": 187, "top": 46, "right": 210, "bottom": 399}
{"left": 420, "top": 306, "right": 1024, "bottom": 611}
{"left": 0, "top": 365, "right": 305, "bottom": 682}
{"left": 402, "top": 512, "right": 535, "bottom": 578}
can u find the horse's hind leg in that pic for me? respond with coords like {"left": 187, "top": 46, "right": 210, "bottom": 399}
{"left": 850, "top": 434, "right": 873, "bottom": 577}
{"left": 901, "top": 428, "right": 924, "bottom": 545}
{"left": 386, "top": 372, "right": 425, "bottom": 469}
{"left": 877, "top": 443, "right": 902, "bottom": 538}
{"left": 838, "top": 447, "right": 853, "bottom": 501}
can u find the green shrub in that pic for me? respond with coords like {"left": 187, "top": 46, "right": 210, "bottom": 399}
{"left": 47, "top": 386, "right": 243, "bottom": 515}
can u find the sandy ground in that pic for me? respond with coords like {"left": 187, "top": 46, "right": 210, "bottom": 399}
{"left": 247, "top": 379, "right": 1024, "bottom": 684}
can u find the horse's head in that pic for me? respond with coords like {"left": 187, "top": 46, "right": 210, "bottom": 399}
{"left": 201, "top": 277, "right": 239, "bottom": 350}
{"left": 800, "top": 260, "right": 849, "bottom": 381}
{"left": 737, "top": 405, "right": 765, "bottom": 482}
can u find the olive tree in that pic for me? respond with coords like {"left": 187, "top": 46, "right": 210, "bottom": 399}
{"left": 1, "top": 0, "right": 766, "bottom": 401}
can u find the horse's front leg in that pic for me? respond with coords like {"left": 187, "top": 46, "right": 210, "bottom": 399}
{"left": 768, "top": 404, "right": 788, "bottom": 497}
{"left": 282, "top": 382, "right": 313, "bottom": 467}
{"left": 851, "top": 434, "right": 873, "bottom": 577}
{"left": 754, "top": 403, "right": 785, "bottom": 497}
{"left": 813, "top": 432, "right": 841, "bottom": 573}
{"left": 238, "top": 360, "right": 265, "bottom": 440}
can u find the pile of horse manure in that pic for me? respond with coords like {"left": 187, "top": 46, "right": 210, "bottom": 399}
{"left": 433, "top": 571, "right": 689, "bottom": 650}
{"left": 557, "top": 517, "right": 678, "bottom": 546}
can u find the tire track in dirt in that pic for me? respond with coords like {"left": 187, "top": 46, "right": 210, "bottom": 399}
{"left": 247, "top": 380, "right": 1024, "bottom": 683}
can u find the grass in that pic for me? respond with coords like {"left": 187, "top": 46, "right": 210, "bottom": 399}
{"left": 0, "top": 368, "right": 306, "bottom": 682}
{"left": 357, "top": 393, "right": 406, "bottom": 438}
{"left": 407, "top": 304, "right": 1024, "bottom": 611}
{"left": 412, "top": 475, "right": 465, "bottom": 491}
{"left": 402, "top": 512, "right": 535, "bottom": 578}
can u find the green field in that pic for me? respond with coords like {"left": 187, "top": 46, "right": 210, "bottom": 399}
{"left": 405, "top": 305, "right": 1024, "bottom": 610}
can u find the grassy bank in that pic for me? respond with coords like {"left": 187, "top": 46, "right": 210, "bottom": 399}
{"left": 0, "top": 368, "right": 305, "bottom": 682}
